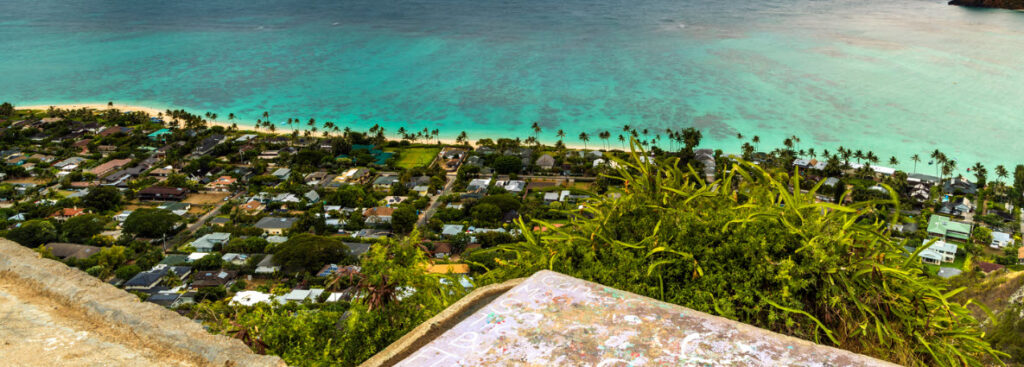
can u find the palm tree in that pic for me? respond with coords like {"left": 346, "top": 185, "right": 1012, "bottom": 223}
{"left": 262, "top": 111, "right": 269, "bottom": 121}
{"left": 456, "top": 131, "right": 468, "bottom": 145}
{"left": 889, "top": 156, "right": 898, "bottom": 166}
{"left": 622, "top": 124, "right": 631, "bottom": 133}
{"left": 579, "top": 132, "right": 590, "bottom": 151}
{"left": 996, "top": 165, "right": 1008, "bottom": 182}
{"left": 617, "top": 134, "right": 625, "bottom": 149}
{"left": 741, "top": 142, "right": 754, "bottom": 159}
{"left": 910, "top": 154, "right": 920, "bottom": 174}
{"left": 752, "top": 135, "right": 760, "bottom": 151}
{"left": 557, "top": 129, "right": 565, "bottom": 140}
{"left": 531, "top": 122, "right": 541, "bottom": 140}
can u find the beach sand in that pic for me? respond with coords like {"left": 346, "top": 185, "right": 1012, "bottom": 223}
{"left": 18, "top": 103, "right": 599, "bottom": 150}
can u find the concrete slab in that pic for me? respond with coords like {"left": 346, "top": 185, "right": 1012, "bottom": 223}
{"left": 391, "top": 270, "right": 897, "bottom": 367}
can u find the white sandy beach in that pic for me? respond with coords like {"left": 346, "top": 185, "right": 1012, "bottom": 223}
{"left": 18, "top": 103, "right": 602, "bottom": 150}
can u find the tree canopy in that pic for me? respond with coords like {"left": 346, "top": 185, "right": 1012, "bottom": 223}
{"left": 8, "top": 219, "right": 57, "bottom": 247}
{"left": 274, "top": 233, "right": 356, "bottom": 273}
{"left": 123, "top": 208, "right": 180, "bottom": 238}
{"left": 83, "top": 186, "right": 123, "bottom": 212}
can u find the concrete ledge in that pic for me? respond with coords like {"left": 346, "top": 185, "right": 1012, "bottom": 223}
{"left": 0, "top": 238, "right": 285, "bottom": 367}
{"left": 370, "top": 270, "right": 900, "bottom": 367}
{"left": 360, "top": 277, "right": 526, "bottom": 367}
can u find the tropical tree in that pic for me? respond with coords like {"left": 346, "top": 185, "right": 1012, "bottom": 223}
{"left": 578, "top": 132, "right": 590, "bottom": 151}
{"left": 911, "top": 154, "right": 921, "bottom": 174}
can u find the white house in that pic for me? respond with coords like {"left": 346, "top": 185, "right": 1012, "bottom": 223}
{"left": 991, "top": 231, "right": 1014, "bottom": 249}
{"left": 917, "top": 239, "right": 957, "bottom": 265}
{"left": 190, "top": 232, "right": 231, "bottom": 252}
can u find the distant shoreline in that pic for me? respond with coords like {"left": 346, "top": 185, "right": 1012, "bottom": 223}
{"left": 17, "top": 102, "right": 603, "bottom": 151}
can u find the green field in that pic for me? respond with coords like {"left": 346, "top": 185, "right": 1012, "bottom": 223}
{"left": 387, "top": 147, "right": 440, "bottom": 169}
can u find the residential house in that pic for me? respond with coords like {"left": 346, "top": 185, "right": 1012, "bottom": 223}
{"left": 363, "top": 207, "right": 395, "bottom": 226}
{"left": 43, "top": 242, "right": 101, "bottom": 260}
{"left": 344, "top": 242, "right": 371, "bottom": 258}
{"left": 942, "top": 177, "right": 978, "bottom": 195}
{"left": 255, "top": 255, "right": 281, "bottom": 274}
{"left": 695, "top": 149, "right": 717, "bottom": 183}
{"left": 98, "top": 126, "right": 132, "bottom": 137}
{"left": 915, "top": 239, "right": 958, "bottom": 265}
{"left": 254, "top": 217, "right": 298, "bottom": 235}
{"left": 909, "top": 183, "right": 930, "bottom": 201}
{"left": 207, "top": 176, "right": 237, "bottom": 191}
{"left": 89, "top": 158, "right": 132, "bottom": 177}
{"left": 147, "top": 128, "right": 172, "bottom": 140}
{"left": 158, "top": 202, "right": 191, "bottom": 216}
{"left": 124, "top": 265, "right": 191, "bottom": 291}
{"left": 146, "top": 293, "right": 181, "bottom": 307}
{"left": 441, "top": 224, "right": 465, "bottom": 237}
{"left": 137, "top": 186, "right": 189, "bottom": 201}
{"left": 221, "top": 253, "right": 249, "bottom": 266}
{"left": 239, "top": 200, "right": 265, "bottom": 214}
{"left": 373, "top": 175, "right": 400, "bottom": 191}
{"left": 192, "top": 270, "right": 238, "bottom": 288}
{"left": 190, "top": 232, "right": 231, "bottom": 252}
{"left": 53, "top": 156, "right": 87, "bottom": 171}
{"left": 50, "top": 207, "right": 87, "bottom": 222}
{"left": 432, "top": 242, "right": 452, "bottom": 258}
{"left": 271, "top": 168, "right": 292, "bottom": 180}
{"left": 193, "top": 134, "right": 225, "bottom": 155}
{"left": 939, "top": 197, "right": 972, "bottom": 216}
{"left": 149, "top": 167, "right": 175, "bottom": 178}
{"left": 926, "top": 215, "right": 972, "bottom": 242}
{"left": 991, "top": 231, "right": 1013, "bottom": 248}
{"left": 536, "top": 154, "right": 556, "bottom": 170}
{"left": 1018, "top": 247, "right": 1024, "bottom": 265}
{"left": 304, "top": 171, "right": 329, "bottom": 186}
{"left": 304, "top": 190, "right": 320, "bottom": 203}
{"left": 467, "top": 178, "right": 491, "bottom": 192}
{"left": 438, "top": 147, "right": 467, "bottom": 171}
{"left": 496, "top": 180, "right": 526, "bottom": 194}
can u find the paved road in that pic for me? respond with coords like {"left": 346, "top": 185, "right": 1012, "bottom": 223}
{"left": 417, "top": 174, "right": 457, "bottom": 227}
{"left": 185, "top": 191, "right": 244, "bottom": 233}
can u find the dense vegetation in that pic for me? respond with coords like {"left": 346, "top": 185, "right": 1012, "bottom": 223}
{"left": 188, "top": 145, "right": 1005, "bottom": 366}
{"left": 191, "top": 233, "right": 468, "bottom": 365}
{"left": 471, "top": 145, "right": 1002, "bottom": 366}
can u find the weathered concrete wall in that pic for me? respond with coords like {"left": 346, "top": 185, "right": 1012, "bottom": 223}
{"left": 0, "top": 238, "right": 285, "bottom": 367}
{"left": 367, "top": 270, "right": 900, "bottom": 367}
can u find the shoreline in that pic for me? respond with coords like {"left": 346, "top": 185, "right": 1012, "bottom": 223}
{"left": 17, "top": 103, "right": 604, "bottom": 151}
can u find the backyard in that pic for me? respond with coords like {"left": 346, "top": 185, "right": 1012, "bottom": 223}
{"left": 386, "top": 147, "right": 439, "bottom": 169}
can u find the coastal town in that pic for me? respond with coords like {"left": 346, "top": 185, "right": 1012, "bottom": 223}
{"left": 0, "top": 102, "right": 1021, "bottom": 363}
{"left": 0, "top": 102, "right": 1019, "bottom": 307}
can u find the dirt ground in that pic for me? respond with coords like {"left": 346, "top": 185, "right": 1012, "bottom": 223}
{"left": 0, "top": 273, "right": 198, "bottom": 366}
{"left": 3, "top": 177, "right": 49, "bottom": 185}
{"left": 184, "top": 192, "right": 230, "bottom": 205}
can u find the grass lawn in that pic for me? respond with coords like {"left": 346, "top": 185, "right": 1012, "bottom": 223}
{"left": 386, "top": 147, "right": 439, "bottom": 169}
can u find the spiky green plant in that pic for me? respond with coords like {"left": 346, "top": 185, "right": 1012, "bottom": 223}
{"left": 475, "top": 140, "right": 1004, "bottom": 366}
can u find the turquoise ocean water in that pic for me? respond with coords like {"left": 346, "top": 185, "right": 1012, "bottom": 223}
{"left": 1, "top": 0, "right": 1023, "bottom": 173}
